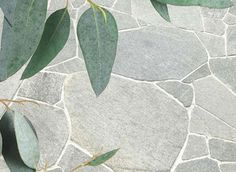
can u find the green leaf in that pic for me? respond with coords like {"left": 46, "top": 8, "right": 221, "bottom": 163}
{"left": 0, "top": 111, "right": 39, "bottom": 172}
{"left": 157, "top": 0, "right": 233, "bottom": 8}
{"left": 21, "top": 8, "right": 70, "bottom": 79}
{"left": 88, "top": 149, "right": 119, "bottom": 166}
{"left": 77, "top": 7, "right": 118, "bottom": 96}
{"left": 0, "top": 0, "right": 48, "bottom": 81}
{"left": 151, "top": 0, "right": 170, "bottom": 22}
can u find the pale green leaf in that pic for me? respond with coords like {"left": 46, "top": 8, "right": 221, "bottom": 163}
{"left": 157, "top": 0, "right": 233, "bottom": 8}
{"left": 151, "top": 0, "right": 170, "bottom": 22}
{"left": 21, "top": 8, "right": 70, "bottom": 79}
{"left": 0, "top": 0, "right": 48, "bottom": 81}
{"left": 77, "top": 7, "right": 118, "bottom": 96}
{"left": 88, "top": 149, "right": 119, "bottom": 166}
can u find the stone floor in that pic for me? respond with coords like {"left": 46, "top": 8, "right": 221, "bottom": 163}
{"left": 1, "top": 0, "right": 236, "bottom": 171}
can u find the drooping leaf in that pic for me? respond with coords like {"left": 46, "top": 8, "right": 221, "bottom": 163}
{"left": 0, "top": 111, "right": 39, "bottom": 172}
{"left": 157, "top": 0, "right": 233, "bottom": 9}
{"left": 88, "top": 149, "right": 119, "bottom": 166}
{"left": 0, "top": 0, "right": 48, "bottom": 81}
{"left": 0, "top": 133, "right": 2, "bottom": 155}
{"left": 151, "top": 0, "right": 170, "bottom": 22}
{"left": 21, "top": 8, "right": 70, "bottom": 79}
{"left": 77, "top": 7, "right": 118, "bottom": 96}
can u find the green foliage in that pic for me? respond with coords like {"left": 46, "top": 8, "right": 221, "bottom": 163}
{"left": 22, "top": 8, "right": 70, "bottom": 79}
{"left": 87, "top": 149, "right": 119, "bottom": 166}
{"left": 151, "top": 0, "right": 170, "bottom": 22}
{"left": 0, "top": 111, "right": 39, "bottom": 172}
{"left": 77, "top": 7, "right": 118, "bottom": 96}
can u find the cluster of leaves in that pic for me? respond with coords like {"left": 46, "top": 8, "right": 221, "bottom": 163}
{"left": 0, "top": 0, "right": 233, "bottom": 172}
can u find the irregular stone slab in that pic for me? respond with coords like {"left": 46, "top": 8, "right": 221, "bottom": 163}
{"left": 201, "top": 8, "right": 227, "bottom": 19}
{"left": 49, "top": 167, "right": 63, "bottom": 172}
{"left": 64, "top": 72, "right": 188, "bottom": 171}
{"left": 194, "top": 76, "right": 236, "bottom": 129}
{"left": 229, "top": 0, "right": 236, "bottom": 15}
{"left": 19, "top": 72, "right": 66, "bottom": 105}
{"left": 0, "top": 157, "right": 10, "bottom": 172}
{"left": 93, "top": 0, "right": 115, "bottom": 7}
{"left": 197, "top": 32, "right": 225, "bottom": 57}
{"left": 175, "top": 158, "right": 220, "bottom": 172}
{"left": 45, "top": 58, "right": 86, "bottom": 74}
{"left": 157, "top": 81, "right": 193, "bottom": 107}
{"left": 59, "top": 144, "right": 111, "bottom": 172}
{"left": 113, "top": 26, "right": 207, "bottom": 81}
{"left": 11, "top": 102, "right": 69, "bottom": 167}
{"left": 203, "top": 18, "right": 225, "bottom": 36}
{"left": 220, "top": 163, "right": 236, "bottom": 172}
{"left": 182, "top": 64, "right": 211, "bottom": 83}
{"left": 209, "top": 138, "right": 236, "bottom": 162}
{"left": 210, "top": 58, "right": 236, "bottom": 93}
{"left": 72, "top": 0, "right": 85, "bottom": 8}
{"left": 190, "top": 106, "right": 236, "bottom": 142}
{"left": 182, "top": 135, "right": 208, "bottom": 160}
{"left": 224, "top": 13, "right": 236, "bottom": 25}
{"left": 227, "top": 25, "right": 236, "bottom": 56}
{"left": 113, "top": 0, "right": 131, "bottom": 14}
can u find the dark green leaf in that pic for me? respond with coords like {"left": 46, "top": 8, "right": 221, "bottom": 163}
{"left": 21, "top": 8, "right": 70, "bottom": 79}
{"left": 77, "top": 7, "right": 118, "bottom": 96}
{"left": 88, "top": 149, "right": 119, "bottom": 166}
{"left": 0, "top": 111, "right": 39, "bottom": 172}
{"left": 0, "top": 0, "right": 48, "bottom": 81}
{"left": 157, "top": 0, "right": 233, "bottom": 8}
{"left": 151, "top": 0, "right": 170, "bottom": 22}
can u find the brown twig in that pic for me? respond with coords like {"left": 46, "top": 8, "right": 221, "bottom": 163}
{"left": 0, "top": 98, "right": 40, "bottom": 110}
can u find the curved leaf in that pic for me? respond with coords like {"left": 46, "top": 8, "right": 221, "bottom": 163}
{"left": 77, "top": 7, "right": 118, "bottom": 96}
{"left": 21, "top": 8, "right": 70, "bottom": 79}
{"left": 0, "top": 0, "right": 48, "bottom": 81}
{"left": 157, "top": 0, "right": 233, "bottom": 9}
{"left": 88, "top": 149, "right": 119, "bottom": 166}
{"left": 0, "top": 111, "right": 39, "bottom": 172}
{"left": 151, "top": 0, "right": 170, "bottom": 22}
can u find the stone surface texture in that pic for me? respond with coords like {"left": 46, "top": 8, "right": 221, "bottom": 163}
{"left": 0, "top": 1, "right": 235, "bottom": 172}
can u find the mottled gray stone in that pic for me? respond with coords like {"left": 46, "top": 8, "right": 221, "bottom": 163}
{"left": 197, "top": 32, "right": 225, "bottom": 57}
{"left": 19, "top": 72, "right": 65, "bottom": 105}
{"left": 227, "top": 25, "right": 236, "bottom": 56}
{"left": 93, "top": 0, "right": 115, "bottom": 7}
{"left": 220, "top": 163, "right": 236, "bottom": 172}
{"left": 46, "top": 58, "right": 86, "bottom": 74}
{"left": 210, "top": 58, "right": 236, "bottom": 93}
{"left": 157, "top": 81, "right": 193, "bottom": 107}
{"left": 182, "top": 64, "right": 211, "bottom": 83}
{"left": 209, "top": 138, "right": 236, "bottom": 162}
{"left": 190, "top": 106, "right": 236, "bottom": 142}
{"left": 175, "top": 158, "right": 220, "bottom": 172}
{"left": 0, "top": 157, "right": 10, "bottom": 172}
{"left": 194, "top": 76, "right": 236, "bottom": 128}
{"left": 182, "top": 135, "right": 208, "bottom": 160}
{"left": 203, "top": 18, "right": 225, "bottom": 36}
{"left": 49, "top": 167, "right": 63, "bottom": 172}
{"left": 229, "top": 0, "right": 236, "bottom": 15}
{"left": 11, "top": 102, "right": 69, "bottom": 167}
{"left": 113, "top": 26, "right": 207, "bottom": 81}
{"left": 59, "top": 144, "right": 111, "bottom": 172}
{"left": 64, "top": 72, "right": 188, "bottom": 171}
{"left": 113, "top": 0, "right": 131, "bottom": 14}
{"left": 224, "top": 13, "right": 236, "bottom": 25}
{"left": 72, "top": 0, "right": 85, "bottom": 8}
{"left": 201, "top": 8, "right": 227, "bottom": 19}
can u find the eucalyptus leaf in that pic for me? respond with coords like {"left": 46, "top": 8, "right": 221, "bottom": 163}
{"left": 88, "top": 149, "right": 119, "bottom": 166}
{"left": 157, "top": 0, "right": 233, "bottom": 8}
{"left": 77, "top": 7, "right": 118, "bottom": 96}
{"left": 0, "top": 111, "right": 39, "bottom": 172}
{"left": 0, "top": 0, "right": 48, "bottom": 81}
{"left": 151, "top": 0, "right": 170, "bottom": 22}
{"left": 21, "top": 8, "right": 70, "bottom": 79}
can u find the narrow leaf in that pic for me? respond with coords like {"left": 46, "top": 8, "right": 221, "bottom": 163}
{"left": 0, "top": 111, "right": 39, "bottom": 172}
{"left": 157, "top": 0, "right": 233, "bottom": 9}
{"left": 0, "top": 0, "right": 48, "bottom": 81}
{"left": 77, "top": 7, "right": 118, "bottom": 96}
{"left": 88, "top": 149, "right": 119, "bottom": 166}
{"left": 151, "top": 0, "right": 170, "bottom": 22}
{"left": 21, "top": 8, "right": 70, "bottom": 79}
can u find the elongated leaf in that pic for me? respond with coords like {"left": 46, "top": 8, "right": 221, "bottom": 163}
{"left": 77, "top": 7, "right": 118, "bottom": 96}
{"left": 157, "top": 0, "right": 233, "bottom": 8}
{"left": 151, "top": 0, "right": 170, "bottom": 22}
{"left": 0, "top": 111, "right": 39, "bottom": 172}
{"left": 21, "top": 8, "right": 70, "bottom": 79}
{"left": 88, "top": 149, "right": 119, "bottom": 166}
{"left": 0, "top": 0, "right": 48, "bottom": 81}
